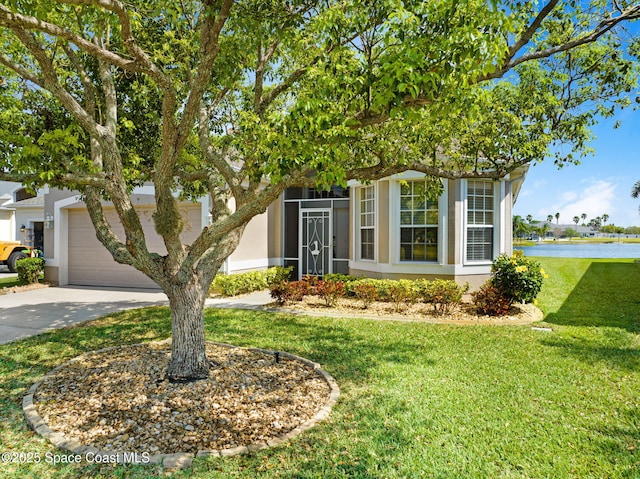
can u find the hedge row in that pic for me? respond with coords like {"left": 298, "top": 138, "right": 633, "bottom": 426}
{"left": 210, "top": 266, "right": 293, "bottom": 297}
{"left": 270, "top": 276, "right": 470, "bottom": 316}
{"left": 210, "top": 252, "right": 546, "bottom": 317}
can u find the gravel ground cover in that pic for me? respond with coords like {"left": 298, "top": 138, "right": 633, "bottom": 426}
{"left": 33, "top": 342, "right": 331, "bottom": 455}
{"left": 276, "top": 296, "right": 543, "bottom": 324}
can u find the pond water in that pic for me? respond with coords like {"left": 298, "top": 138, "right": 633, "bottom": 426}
{"left": 515, "top": 242, "right": 640, "bottom": 258}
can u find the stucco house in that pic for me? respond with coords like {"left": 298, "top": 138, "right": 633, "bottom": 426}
{"left": 42, "top": 166, "right": 527, "bottom": 290}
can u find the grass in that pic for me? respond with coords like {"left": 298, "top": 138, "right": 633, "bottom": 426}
{"left": 0, "top": 275, "right": 22, "bottom": 290}
{"left": 1, "top": 258, "right": 639, "bottom": 478}
{"left": 0, "top": 274, "right": 45, "bottom": 292}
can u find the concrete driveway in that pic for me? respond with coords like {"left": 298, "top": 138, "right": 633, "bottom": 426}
{"left": 0, "top": 283, "right": 272, "bottom": 345}
{"left": 0, "top": 286, "right": 168, "bottom": 344}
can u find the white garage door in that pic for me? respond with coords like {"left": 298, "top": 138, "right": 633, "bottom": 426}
{"left": 68, "top": 204, "right": 201, "bottom": 289}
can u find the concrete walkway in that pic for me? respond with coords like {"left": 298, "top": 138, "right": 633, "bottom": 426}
{"left": 0, "top": 286, "right": 272, "bottom": 345}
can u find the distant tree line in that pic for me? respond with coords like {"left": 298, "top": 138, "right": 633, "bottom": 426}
{"left": 513, "top": 214, "right": 640, "bottom": 240}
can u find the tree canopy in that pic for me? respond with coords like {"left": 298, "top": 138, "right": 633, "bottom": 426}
{"left": 0, "top": 0, "right": 638, "bottom": 379}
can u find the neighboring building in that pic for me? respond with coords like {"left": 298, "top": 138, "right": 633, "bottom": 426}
{"left": 0, "top": 181, "right": 45, "bottom": 247}
{"left": 538, "top": 223, "right": 597, "bottom": 239}
{"left": 0, "top": 193, "right": 14, "bottom": 241}
{"left": 43, "top": 166, "right": 527, "bottom": 290}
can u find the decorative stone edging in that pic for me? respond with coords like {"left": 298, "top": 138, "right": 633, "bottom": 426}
{"left": 23, "top": 340, "right": 340, "bottom": 470}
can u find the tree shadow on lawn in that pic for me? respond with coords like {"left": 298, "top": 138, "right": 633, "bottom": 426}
{"left": 544, "top": 261, "right": 640, "bottom": 333}
{"left": 0, "top": 306, "right": 435, "bottom": 477}
{"left": 1, "top": 306, "right": 437, "bottom": 406}
{"left": 203, "top": 308, "right": 437, "bottom": 383}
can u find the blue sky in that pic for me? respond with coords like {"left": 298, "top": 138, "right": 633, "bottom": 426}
{"left": 513, "top": 107, "right": 640, "bottom": 227}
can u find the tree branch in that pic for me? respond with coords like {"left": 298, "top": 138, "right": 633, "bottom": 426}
{"left": 197, "top": 101, "right": 244, "bottom": 201}
{"left": 0, "top": 3, "right": 138, "bottom": 73}
{"left": 0, "top": 52, "right": 43, "bottom": 88}
{"left": 9, "top": 28, "right": 106, "bottom": 140}
{"left": 0, "top": 171, "right": 108, "bottom": 187}
{"left": 480, "top": 3, "right": 640, "bottom": 81}
{"left": 174, "top": 0, "right": 233, "bottom": 150}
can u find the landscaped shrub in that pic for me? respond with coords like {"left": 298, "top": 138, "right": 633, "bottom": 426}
{"left": 264, "top": 266, "right": 294, "bottom": 287}
{"left": 352, "top": 282, "right": 379, "bottom": 309}
{"left": 472, "top": 282, "right": 512, "bottom": 316}
{"left": 323, "top": 273, "right": 358, "bottom": 286}
{"left": 314, "top": 280, "right": 345, "bottom": 307}
{"left": 269, "top": 280, "right": 310, "bottom": 304}
{"left": 346, "top": 278, "right": 420, "bottom": 309}
{"left": 211, "top": 266, "right": 293, "bottom": 296}
{"left": 419, "top": 279, "right": 469, "bottom": 315}
{"left": 490, "top": 252, "right": 546, "bottom": 304}
{"left": 387, "top": 280, "right": 417, "bottom": 312}
{"left": 16, "top": 257, "right": 45, "bottom": 284}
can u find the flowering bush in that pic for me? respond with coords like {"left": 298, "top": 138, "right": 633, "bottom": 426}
{"left": 490, "top": 251, "right": 547, "bottom": 304}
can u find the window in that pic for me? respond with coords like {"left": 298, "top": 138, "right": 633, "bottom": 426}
{"left": 359, "top": 186, "right": 375, "bottom": 260}
{"left": 400, "top": 181, "right": 438, "bottom": 261}
{"left": 466, "top": 180, "right": 494, "bottom": 261}
{"left": 14, "top": 188, "right": 36, "bottom": 202}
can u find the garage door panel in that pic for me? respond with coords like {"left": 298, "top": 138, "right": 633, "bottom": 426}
{"left": 68, "top": 204, "right": 201, "bottom": 289}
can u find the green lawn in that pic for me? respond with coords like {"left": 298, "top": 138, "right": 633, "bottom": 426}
{"left": 0, "top": 275, "right": 22, "bottom": 291}
{"left": 1, "top": 258, "right": 639, "bottom": 478}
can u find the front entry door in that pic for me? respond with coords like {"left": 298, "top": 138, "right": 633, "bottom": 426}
{"left": 300, "top": 209, "right": 331, "bottom": 277}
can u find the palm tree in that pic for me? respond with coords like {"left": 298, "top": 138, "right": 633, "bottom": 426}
{"left": 547, "top": 214, "right": 553, "bottom": 224}
{"left": 512, "top": 215, "right": 528, "bottom": 240}
{"left": 526, "top": 214, "right": 533, "bottom": 224}
{"left": 602, "top": 214, "right": 609, "bottom": 226}
{"left": 539, "top": 223, "right": 551, "bottom": 240}
{"left": 632, "top": 181, "right": 640, "bottom": 213}
{"left": 573, "top": 216, "right": 580, "bottom": 226}
{"left": 581, "top": 213, "right": 587, "bottom": 225}
{"left": 555, "top": 212, "right": 560, "bottom": 224}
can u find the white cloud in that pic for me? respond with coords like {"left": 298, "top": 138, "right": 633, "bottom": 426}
{"left": 549, "top": 180, "right": 618, "bottom": 224}
{"left": 560, "top": 191, "right": 578, "bottom": 203}
{"left": 514, "top": 174, "right": 640, "bottom": 226}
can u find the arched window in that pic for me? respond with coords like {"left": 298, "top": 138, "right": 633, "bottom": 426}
{"left": 14, "top": 188, "right": 36, "bottom": 202}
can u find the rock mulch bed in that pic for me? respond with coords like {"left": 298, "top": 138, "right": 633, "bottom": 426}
{"left": 274, "top": 296, "right": 543, "bottom": 325}
{"left": 0, "top": 282, "right": 50, "bottom": 295}
{"left": 24, "top": 340, "right": 339, "bottom": 469}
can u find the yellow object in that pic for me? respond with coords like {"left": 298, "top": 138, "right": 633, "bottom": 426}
{"left": 0, "top": 241, "right": 33, "bottom": 273}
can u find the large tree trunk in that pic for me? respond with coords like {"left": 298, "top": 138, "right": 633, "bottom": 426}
{"left": 165, "top": 278, "right": 210, "bottom": 381}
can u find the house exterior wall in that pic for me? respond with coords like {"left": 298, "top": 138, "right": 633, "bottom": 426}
{"left": 44, "top": 186, "right": 272, "bottom": 286}
{"left": 267, "top": 199, "right": 282, "bottom": 264}
{"left": 13, "top": 206, "right": 44, "bottom": 247}
{"left": 377, "top": 181, "right": 390, "bottom": 264}
{"left": 44, "top": 167, "right": 523, "bottom": 288}
{"left": 346, "top": 171, "right": 522, "bottom": 289}
{"left": 0, "top": 208, "right": 13, "bottom": 241}
{"left": 227, "top": 198, "right": 270, "bottom": 273}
